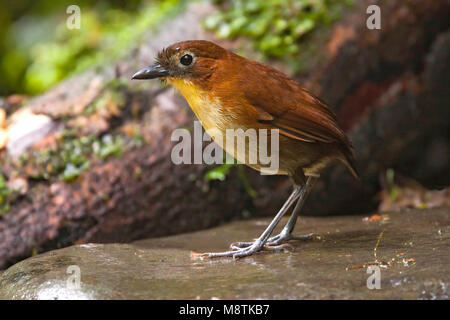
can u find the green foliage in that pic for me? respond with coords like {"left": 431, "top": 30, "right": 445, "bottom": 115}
{"left": 93, "top": 134, "right": 124, "bottom": 160}
{"left": 205, "top": 163, "right": 234, "bottom": 181}
{"left": 129, "top": 126, "right": 146, "bottom": 148}
{"left": 237, "top": 165, "right": 257, "bottom": 198}
{"left": 205, "top": 164, "right": 257, "bottom": 198}
{"left": 204, "top": 0, "right": 352, "bottom": 58}
{"left": 386, "top": 168, "right": 400, "bottom": 202}
{"left": 0, "top": 173, "right": 10, "bottom": 215}
{"left": 29, "top": 132, "right": 93, "bottom": 181}
{"left": 24, "top": 131, "right": 125, "bottom": 182}
{"left": 61, "top": 162, "right": 91, "bottom": 182}
{"left": 0, "top": 0, "right": 184, "bottom": 95}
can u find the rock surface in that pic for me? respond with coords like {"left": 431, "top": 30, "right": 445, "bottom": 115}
{"left": 0, "top": 207, "right": 448, "bottom": 299}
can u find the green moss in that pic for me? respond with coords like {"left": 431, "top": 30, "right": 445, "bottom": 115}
{"left": 129, "top": 126, "right": 146, "bottom": 148}
{"left": 0, "top": 173, "right": 10, "bottom": 215}
{"left": 84, "top": 78, "right": 129, "bottom": 116}
{"left": 93, "top": 134, "right": 124, "bottom": 159}
{"left": 24, "top": 130, "right": 126, "bottom": 182}
{"left": 204, "top": 0, "right": 353, "bottom": 60}
{"left": 30, "top": 131, "right": 93, "bottom": 181}
{"left": 134, "top": 167, "right": 143, "bottom": 180}
{"left": 61, "top": 162, "right": 90, "bottom": 182}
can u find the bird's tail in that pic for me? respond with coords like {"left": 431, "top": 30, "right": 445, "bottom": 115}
{"left": 339, "top": 144, "right": 359, "bottom": 179}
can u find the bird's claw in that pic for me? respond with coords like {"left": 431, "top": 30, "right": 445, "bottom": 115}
{"left": 192, "top": 240, "right": 265, "bottom": 259}
{"left": 191, "top": 233, "right": 320, "bottom": 260}
{"left": 230, "top": 232, "right": 318, "bottom": 249}
{"left": 265, "top": 232, "right": 318, "bottom": 246}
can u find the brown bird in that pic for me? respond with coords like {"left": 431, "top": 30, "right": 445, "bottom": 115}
{"left": 132, "top": 40, "right": 358, "bottom": 258}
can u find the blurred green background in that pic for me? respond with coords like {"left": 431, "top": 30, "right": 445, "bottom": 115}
{"left": 0, "top": 0, "right": 351, "bottom": 96}
{"left": 0, "top": 0, "right": 182, "bottom": 96}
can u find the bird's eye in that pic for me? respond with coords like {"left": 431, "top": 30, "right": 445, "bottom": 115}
{"left": 180, "top": 54, "right": 193, "bottom": 66}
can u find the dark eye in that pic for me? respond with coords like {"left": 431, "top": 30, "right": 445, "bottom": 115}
{"left": 180, "top": 54, "right": 193, "bottom": 66}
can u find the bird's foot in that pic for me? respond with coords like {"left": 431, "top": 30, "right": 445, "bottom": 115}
{"left": 230, "top": 240, "right": 294, "bottom": 253}
{"left": 231, "top": 231, "right": 318, "bottom": 249}
{"left": 192, "top": 239, "right": 265, "bottom": 260}
{"left": 191, "top": 234, "right": 309, "bottom": 260}
{"left": 193, "top": 237, "right": 294, "bottom": 260}
{"left": 266, "top": 231, "right": 318, "bottom": 246}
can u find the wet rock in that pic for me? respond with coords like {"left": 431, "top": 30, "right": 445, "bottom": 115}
{"left": 0, "top": 207, "right": 448, "bottom": 299}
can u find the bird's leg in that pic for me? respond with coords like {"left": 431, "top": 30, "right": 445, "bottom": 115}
{"left": 231, "top": 176, "right": 318, "bottom": 249}
{"left": 264, "top": 176, "right": 318, "bottom": 247}
{"left": 199, "top": 185, "right": 303, "bottom": 259}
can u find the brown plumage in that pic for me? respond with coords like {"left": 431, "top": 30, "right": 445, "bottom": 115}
{"left": 154, "top": 40, "right": 357, "bottom": 184}
{"left": 132, "top": 40, "right": 358, "bottom": 258}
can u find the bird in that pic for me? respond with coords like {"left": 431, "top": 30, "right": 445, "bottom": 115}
{"left": 132, "top": 40, "right": 358, "bottom": 259}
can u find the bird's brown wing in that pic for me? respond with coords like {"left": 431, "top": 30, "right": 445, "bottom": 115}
{"left": 241, "top": 61, "right": 347, "bottom": 145}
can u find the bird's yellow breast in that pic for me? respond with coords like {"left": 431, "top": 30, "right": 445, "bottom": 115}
{"left": 168, "top": 78, "right": 248, "bottom": 163}
{"left": 168, "top": 78, "right": 286, "bottom": 175}
{"left": 168, "top": 79, "right": 228, "bottom": 135}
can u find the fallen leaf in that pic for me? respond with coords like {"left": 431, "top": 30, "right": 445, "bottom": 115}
{"left": 0, "top": 129, "right": 7, "bottom": 150}
{"left": 32, "top": 132, "right": 59, "bottom": 151}
{"left": 6, "top": 94, "right": 27, "bottom": 105}
{"left": 190, "top": 251, "right": 207, "bottom": 260}
{"left": 0, "top": 108, "right": 6, "bottom": 128}
{"left": 363, "top": 214, "right": 382, "bottom": 222}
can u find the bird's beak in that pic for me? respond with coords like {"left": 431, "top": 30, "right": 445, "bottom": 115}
{"left": 131, "top": 63, "right": 169, "bottom": 80}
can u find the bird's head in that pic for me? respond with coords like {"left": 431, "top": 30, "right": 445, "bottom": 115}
{"left": 132, "top": 40, "right": 229, "bottom": 89}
